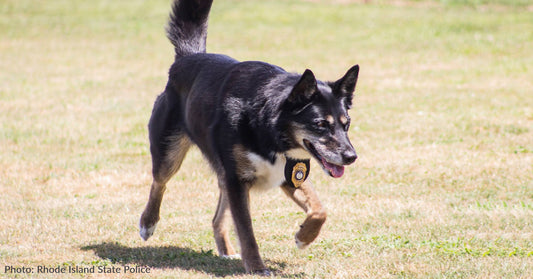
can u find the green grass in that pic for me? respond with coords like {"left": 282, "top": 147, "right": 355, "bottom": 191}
{"left": 1, "top": 0, "right": 532, "bottom": 278}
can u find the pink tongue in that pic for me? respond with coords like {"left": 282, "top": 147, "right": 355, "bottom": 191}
{"left": 322, "top": 159, "right": 344, "bottom": 178}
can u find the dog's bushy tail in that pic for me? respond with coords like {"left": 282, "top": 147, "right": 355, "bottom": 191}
{"left": 166, "top": 0, "right": 214, "bottom": 59}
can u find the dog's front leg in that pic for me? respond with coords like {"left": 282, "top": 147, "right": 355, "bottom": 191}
{"left": 225, "top": 178, "right": 269, "bottom": 275}
{"left": 280, "top": 181, "right": 327, "bottom": 249}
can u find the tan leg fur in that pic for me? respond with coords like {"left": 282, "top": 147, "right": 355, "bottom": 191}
{"left": 281, "top": 181, "right": 327, "bottom": 249}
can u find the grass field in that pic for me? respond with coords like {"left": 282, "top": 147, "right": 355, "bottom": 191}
{"left": 1, "top": 0, "right": 532, "bottom": 278}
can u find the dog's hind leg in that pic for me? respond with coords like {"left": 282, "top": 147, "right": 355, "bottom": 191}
{"left": 280, "top": 181, "right": 327, "bottom": 249}
{"left": 212, "top": 184, "right": 239, "bottom": 258}
{"left": 140, "top": 126, "right": 192, "bottom": 240}
{"left": 140, "top": 91, "right": 193, "bottom": 240}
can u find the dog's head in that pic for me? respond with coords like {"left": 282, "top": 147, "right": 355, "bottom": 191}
{"left": 283, "top": 65, "right": 359, "bottom": 178}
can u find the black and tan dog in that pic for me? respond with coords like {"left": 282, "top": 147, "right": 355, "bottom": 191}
{"left": 139, "top": 0, "right": 359, "bottom": 275}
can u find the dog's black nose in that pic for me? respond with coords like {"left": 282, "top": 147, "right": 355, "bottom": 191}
{"left": 343, "top": 150, "right": 357, "bottom": 164}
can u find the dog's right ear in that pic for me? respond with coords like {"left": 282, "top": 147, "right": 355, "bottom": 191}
{"left": 287, "top": 69, "right": 318, "bottom": 106}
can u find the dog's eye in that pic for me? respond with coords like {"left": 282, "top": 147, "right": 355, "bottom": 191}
{"left": 316, "top": 120, "right": 329, "bottom": 130}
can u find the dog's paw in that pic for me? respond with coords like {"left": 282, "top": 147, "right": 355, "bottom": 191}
{"left": 139, "top": 223, "right": 157, "bottom": 241}
{"left": 221, "top": 254, "right": 242, "bottom": 260}
{"left": 295, "top": 235, "right": 310, "bottom": 250}
{"left": 252, "top": 268, "right": 272, "bottom": 277}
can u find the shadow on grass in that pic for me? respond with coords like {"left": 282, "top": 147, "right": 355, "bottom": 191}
{"left": 82, "top": 242, "right": 297, "bottom": 277}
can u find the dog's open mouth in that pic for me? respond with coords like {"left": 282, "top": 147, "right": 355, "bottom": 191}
{"left": 303, "top": 139, "right": 344, "bottom": 178}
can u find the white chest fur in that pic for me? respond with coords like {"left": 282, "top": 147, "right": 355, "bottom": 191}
{"left": 246, "top": 153, "right": 286, "bottom": 191}
{"left": 246, "top": 149, "right": 311, "bottom": 191}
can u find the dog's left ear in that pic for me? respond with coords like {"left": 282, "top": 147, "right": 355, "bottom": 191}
{"left": 287, "top": 69, "right": 319, "bottom": 105}
{"left": 332, "top": 65, "right": 359, "bottom": 108}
